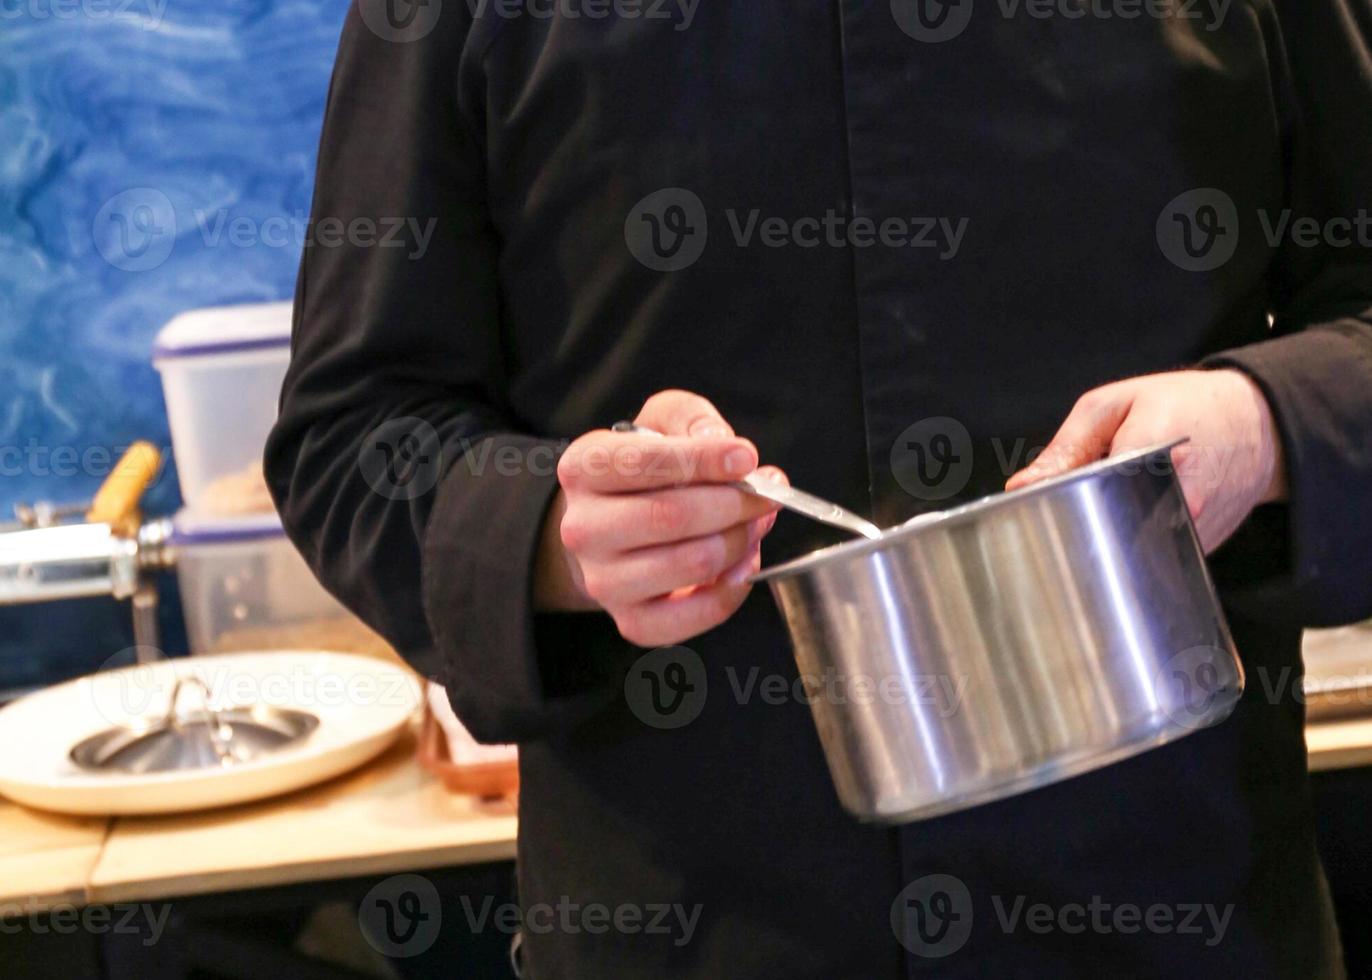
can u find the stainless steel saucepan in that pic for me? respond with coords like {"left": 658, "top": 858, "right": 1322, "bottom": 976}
{"left": 753, "top": 440, "right": 1244, "bottom": 824}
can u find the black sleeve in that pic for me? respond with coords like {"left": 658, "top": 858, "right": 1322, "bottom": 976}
{"left": 264, "top": 5, "right": 611, "bottom": 743}
{"left": 1203, "top": 0, "right": 1372, "bottom": 627}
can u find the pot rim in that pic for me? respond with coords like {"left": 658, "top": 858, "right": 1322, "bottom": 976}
{"left": 751, "top": 437, "right": 1186, "bottom": 584}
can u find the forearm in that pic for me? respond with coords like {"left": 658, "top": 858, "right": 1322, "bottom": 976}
{"left": 1202, "top": 319, "right": 1372, "bottom": 626}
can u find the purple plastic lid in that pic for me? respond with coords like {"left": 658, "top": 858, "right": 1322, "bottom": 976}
{"left": 153, "top": 334, "right": 290, "bottom": 360}
{"left": 152, "top": 301, "right": 292, "bottom": 363}
{"left": 170, "top": 511, "right": 285, "bottom": 546}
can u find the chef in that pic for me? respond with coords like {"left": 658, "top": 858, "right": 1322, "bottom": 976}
{"left": 266, "top": 1, "right": 1372, "bottom": 976}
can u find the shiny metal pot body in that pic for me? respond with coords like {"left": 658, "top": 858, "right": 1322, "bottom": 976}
{"left": 756, "top": 443, "right": 1243, "bottom": 824}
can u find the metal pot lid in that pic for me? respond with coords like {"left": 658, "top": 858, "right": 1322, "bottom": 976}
{"left": 752, "top": 438, "right": 1186, "bottom": 583}
{"left": 69, "top": 676, "right": 318, "bottom": 775}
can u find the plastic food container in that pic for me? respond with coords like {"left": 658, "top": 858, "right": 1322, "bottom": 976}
{"left": 171, "top": 511, "right": 368, "bottom": 655}
{"left": 153, "top": 302, "right": 292, "bottom": 514}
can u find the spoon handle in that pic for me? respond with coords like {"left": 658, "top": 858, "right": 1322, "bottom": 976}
{"left": 609, "top": 422, "right": 884, "bottom": 540}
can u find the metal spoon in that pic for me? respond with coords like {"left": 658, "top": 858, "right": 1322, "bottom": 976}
{"left": 611, "top": 422, "right": 885, "bottom": 540}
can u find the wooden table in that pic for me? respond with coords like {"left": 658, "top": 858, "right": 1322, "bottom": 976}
{"left": 3, "top": 623, "right": 1371, "bottom": 913}
{"left": 1306, "top": 718, "right": 1372, "bottom": 772}
{"left": 0, "top": 801, "right": 108, "bottom": 913}
{"left": 1303, "top": 623, "right": 1372, "bottom": 772}
{"left": 8, "top": 713, "right": 1365, "bottom": 911}
{"left": 0, "top": 727, "right": 517, "bottom": 912}
{"left": 89, "top": 729, "right": 516, "bottom": 905}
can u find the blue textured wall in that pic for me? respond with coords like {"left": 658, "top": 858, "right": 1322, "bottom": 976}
{"left": 0, "top": 0, "right": 345, "bottom": 688}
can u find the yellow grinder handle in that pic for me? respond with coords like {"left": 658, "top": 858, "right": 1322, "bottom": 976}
{"left": 86, "top": 441, "right": 163, "bottom": 532}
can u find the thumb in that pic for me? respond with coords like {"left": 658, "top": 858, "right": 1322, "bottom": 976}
{"left": 1006, "top": 383, "right": 1135, "bottom": 490}
{"left": 636, "top": 389, "right": 734, "bottom": 438}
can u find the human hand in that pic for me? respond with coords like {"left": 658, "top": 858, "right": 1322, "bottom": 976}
{"left": 536, "top": 390, "right": 785, "bottom": 645}
{"left": 1005, "top": 369, "right": 1286, "bottom": 553}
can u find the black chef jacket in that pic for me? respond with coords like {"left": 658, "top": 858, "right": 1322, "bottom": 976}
{"left": 266, "top": 1, "right": 1372, "bottom": 977}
